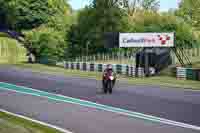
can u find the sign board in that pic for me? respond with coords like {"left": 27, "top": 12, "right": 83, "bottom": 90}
{"left": 119, "top": 33, "right": 174, "bottom": 47}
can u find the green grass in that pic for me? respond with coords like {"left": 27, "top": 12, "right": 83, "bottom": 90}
{"left": 190, "top": 56, "right": 200, "bottom": 68}
{"left": 0, "top": 37, "right": 27, "bottom": 64}
{"left": 124, "top": 76, "right": 200, "bottom": 90}
{"left": 0, "top": 111, "right": 63, "bottom": 133}
{"left": 14, "top": 62, "right": 102, "bottom": 79}
{"left": 11, "top": 63, "right": 200, "bottom": 90}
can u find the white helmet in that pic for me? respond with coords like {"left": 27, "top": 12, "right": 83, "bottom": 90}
{"left": 107, "top": 64, "right": 112, "bottom": 69}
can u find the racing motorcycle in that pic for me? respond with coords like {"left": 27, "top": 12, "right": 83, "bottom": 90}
{"left": 102, "top": 70, "right": 116, "bottom": 94}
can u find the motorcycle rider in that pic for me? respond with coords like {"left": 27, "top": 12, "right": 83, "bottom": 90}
{"left": 102, "top": 64, "right": 116, "bottom": 89}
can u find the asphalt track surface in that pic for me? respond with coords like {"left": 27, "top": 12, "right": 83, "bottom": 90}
{"left": 0, "top": 66, "right": 200, "bottom": 127}
{"left": 0, "top": 89, "right": 199, "bottom": 133}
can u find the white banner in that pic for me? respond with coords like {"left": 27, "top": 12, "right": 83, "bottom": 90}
{"left": 119, "top": 33, "right": 174, "bottom": 47}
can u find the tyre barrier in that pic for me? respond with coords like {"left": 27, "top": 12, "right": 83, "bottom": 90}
{"left": 61, "top": 62, "right": 200, "bottom": 81}
{"left": 73, "top": 62, "right": 77, "bottom": 70}
{"left": 98, "top": 64, "right": 103, "bottom": 72}
{"left": 68, "top": 62, "right": 71, "bottom": 69}
{"left": 128, "top": 66, "right": 135, "bottom": 77}
{"left": 176, "top": 67, "right": 186, "bottom": 80}
{"left": 77, "top": 62, "right": 80, "bottom": 70}
{"left": 90, "top": 63, "right": 95, "bottom": 72}
{"left": 71, "top": 62, "right": 74, "bottom": 70}
{"left": 176, "top": 67, "right": 200, "bottom": 81}
{"left": 198, "top": 70, "right": 200, "bottom": 81}
{"left": 79, "top": 62, "right": 83, "bottom": 70}
{"left": 122, "top": 64, "right": 127, "bottom": 75}
{"left": 83, "top": 63, "right": 87, "bottom": 71}
{"left": 64, "top": 62, "right": 137, "bottom": 77}
{"left": 137, "top": 67, "right": 145, "bottom": 78}
{"left": 86, "top": 63, "right": 90, "bottom": 71}
{"left": 64, "top": 61, "right": 68, "bottom": 69}
{"left": 94, "top": 63, "right": 98, "bottom": 71}
{"left": 116, "top": 64, "right": 122, "bottom": 74}
{"left": 186, "top": 68, "right": 199, "bottom": 81}
{"left": 112, "top": 64, "right": 117, "bottom": 72}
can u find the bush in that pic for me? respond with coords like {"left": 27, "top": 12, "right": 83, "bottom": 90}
{"left": 24, "top": 27, "right": 67, "bottom": 62}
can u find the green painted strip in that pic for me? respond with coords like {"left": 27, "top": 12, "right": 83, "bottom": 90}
{"left": 0, "top": 82, "right": 200, "bottom": 131}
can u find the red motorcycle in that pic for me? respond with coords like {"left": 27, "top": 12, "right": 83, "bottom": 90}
{"left": 102, "top": 70, "right": 116, "bottom": 94}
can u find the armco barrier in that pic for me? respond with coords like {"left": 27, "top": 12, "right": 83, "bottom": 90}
{"left": 176, "top": 67, "right": 186, "bottom": 80}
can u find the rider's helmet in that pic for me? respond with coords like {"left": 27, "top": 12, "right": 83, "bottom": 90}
{"left": 107, "top": 64, "right": 112, "bottom": 70}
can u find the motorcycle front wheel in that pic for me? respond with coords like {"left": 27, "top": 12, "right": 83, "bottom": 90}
{"left": 108, "top": 80, "right": 113, "bottom": 94}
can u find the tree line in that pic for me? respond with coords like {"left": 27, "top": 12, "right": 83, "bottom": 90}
{"left": 0, "top": 0, "right": 199, "bottom": 62}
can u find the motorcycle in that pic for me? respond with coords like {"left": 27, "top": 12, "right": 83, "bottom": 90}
{"left": 102, "top": 70, "right": 116, "bottom": 94}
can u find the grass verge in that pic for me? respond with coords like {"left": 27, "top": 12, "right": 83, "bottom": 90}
{"left": 10, "top": 63, "right": 200, "bottom": 90}
{"left": 0, "top": 111, "right": 63, "bottom": 133}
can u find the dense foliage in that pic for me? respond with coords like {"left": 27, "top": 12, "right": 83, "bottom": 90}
{"left": 1, "top": 0, "right": 199, "bottom": 62}
{"left": 67, "top": 0, "right": 128, "bottom": 59}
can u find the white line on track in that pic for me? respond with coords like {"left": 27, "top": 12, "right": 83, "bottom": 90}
{"left": 0, "top": 109, "right": 73, "bottom": 133}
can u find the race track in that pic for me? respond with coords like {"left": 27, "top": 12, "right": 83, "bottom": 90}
{"left": 0, "top": 66, "right": 200, "bottom": 129}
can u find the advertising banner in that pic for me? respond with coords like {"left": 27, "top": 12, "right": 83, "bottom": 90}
{"left": 119, "top": 33, "right": 174, "bottom": 47}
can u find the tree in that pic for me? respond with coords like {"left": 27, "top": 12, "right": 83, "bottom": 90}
{"left": 129, "top": 11, "right": 197, "bottom": 48}
{"left": 117, "top": 0, "right": 160, "bottom": 16}
{"left": 24, "top": 27, "right": 67, "bottom": 61}
{"left": 176, "top": 0, "right": 200, "bottom": 29}
{"left": 20, "top": 0, "right": 72, "bottom": 61}
{"left": 11, "top": 0, "right": 51, "bottom": 30}
{"left": 141, "top": 0, "right": 160, "bottom": 11}
{"left": 0, "top": 0, "right": 15, "bottom": 29}
{"left": 66, "top": 0, "right": 128, "bottom": 58}
{"left": 0, "top": 0, "right": 71, "bottom": 30}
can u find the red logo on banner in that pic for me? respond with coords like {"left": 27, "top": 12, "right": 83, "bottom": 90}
{"left": 157, "top": 35, "right": 171, "bottom": 45}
